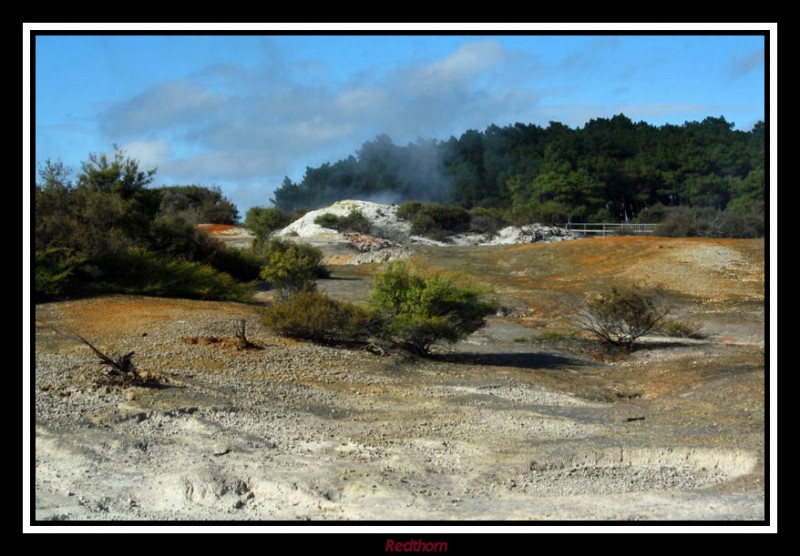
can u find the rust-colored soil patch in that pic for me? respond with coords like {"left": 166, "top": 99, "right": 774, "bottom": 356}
{"left": 196, "top": 224, "right": 237, "bottom": 234}
{"left": 421, "top": 237, "right": 764, "bottom": 305}
{"left": 50, "top": 295, "right": 261, "bottom": 337}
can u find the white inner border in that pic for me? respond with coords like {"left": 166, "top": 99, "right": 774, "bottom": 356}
{"left": 22, "top": 21, "right": 778, "bottom": 535}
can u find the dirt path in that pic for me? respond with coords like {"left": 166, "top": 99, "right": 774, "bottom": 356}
{"left": 32, "top": 238, "right": 766, "bottom": 521}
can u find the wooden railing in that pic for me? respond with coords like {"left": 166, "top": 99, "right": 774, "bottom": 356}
{"left": 564, "top": 223, "right": 656, "bottom": 236}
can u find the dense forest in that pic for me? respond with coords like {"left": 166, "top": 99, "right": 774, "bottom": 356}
{"left": 272, "top": 114, "right": 765, "bottom": 225}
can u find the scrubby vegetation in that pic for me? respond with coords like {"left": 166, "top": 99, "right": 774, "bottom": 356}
{"left": 651, "top": 204, "right": 765, "bottom": 238}
{"left": 256, "top": 239, "right": 329, "bottom": 296}
{"left": 396, "top": 202, "right": 471, "bottom": 240}
{"left": 34, "top": 150, "right": 254, "bottom": 301}
{"left": 370, "top": 261, "right": 497, "bottom": 354}
{"left": 572, "top": 287, "right": 670, "bottom": 351}
{"left": 245, "top": 207, "right": 291, "bottom": 239}
{"left": 396, "top": 202, "right": 511, "bottom": 239}
{"left": 261, "top": 259, "right": 496, "bottom": 355}
{"left": 314, "top": 210, "right": 373, "bottom": 234}
{"left": 271, "top": 115, "right": 764, "bottom": 237}
{"left": 572, "top": 286, "right": 709, "bottom": 351}
{"left": 159, "top": 185, "right": 239, "bottom": 225}
{"left": 262, "top": 290, "right": 375, "bottom": 344}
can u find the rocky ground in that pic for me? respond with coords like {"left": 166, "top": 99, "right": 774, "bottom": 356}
{"left": 31, "top": 237, "right": 766, "bottom": 521}
{"left": 34, "top": 238, "right": 764, "bottom": 520}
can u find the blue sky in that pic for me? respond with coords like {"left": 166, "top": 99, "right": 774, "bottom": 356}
{"left": 35, "top": 34, "right": 766, "bottom": 212}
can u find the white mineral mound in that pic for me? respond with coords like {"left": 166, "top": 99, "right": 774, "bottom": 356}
{"left": 274, "top": 199, "right": 575, "bottom": 247}
{"left": 274, "top": 200, "right": 411, "bottom": 239}
{"left": 486, "top": 225, "right": 575, "bottom": 245}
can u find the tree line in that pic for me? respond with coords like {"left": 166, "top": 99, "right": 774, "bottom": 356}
{"left": 271, "top": 114, "right": 765, "bottom": 226}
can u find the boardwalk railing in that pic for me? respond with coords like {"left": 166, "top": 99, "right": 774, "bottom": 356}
{"left": 564, "top": 222, "right": 656, "bottom": 236}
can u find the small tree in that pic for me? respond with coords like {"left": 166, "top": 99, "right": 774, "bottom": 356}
{"left": 572, "top": 287, "right": 670, "bottom": 351}
{"left": 246, "top": 206, "right": 288, "bottom": 238}
{"left": 258, "top": 239, "right": 328, "bottom": 296}
{"left": 370, "top": 261, "right": 497, "bottom": 354}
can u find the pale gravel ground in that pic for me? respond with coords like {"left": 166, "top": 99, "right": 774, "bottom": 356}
{"left": 33, "top": 297, "right": 764, "bottom": 522}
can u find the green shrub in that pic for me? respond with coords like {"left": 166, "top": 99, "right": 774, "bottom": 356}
{"left": 635, "top": 202, "right": 671, "bottom": 224}
{"left": 149, "top": 215, "right": 261, "bottom": 281}
{"left": 653, "top": 207, "right": 717, "bottom": 237}
{"left": 286, "top": 209, "right": 308, "bottom": 224}
{"left": 35, "top": 247, "right": 86, "bottom": 300}
{"left": 158, "top": 185, "right": 239, "bottom": 225}
{"left": 245, "top": 206, "right": 289, "bottom": 238}
{"left": 314, "top": 213, "right": 343, "bottom": 230}
{"left": 716, "top": 202, "right": 765, "bottom": 238}
{"left": 614, "top": 225, "right": 639, "bottom": 236}
{"left": 207, "top": 246, "right": 262, "bottom": 282}
{"left": 370, "top": 261, "right": 497, "bottom": 354}
{"left": 409, "top": 204, "right": 471, "bottom": 240}
{"left": 257, "top": 239, "right": 328, "bottom": 295}
{"left": 148, "top": 214, "right": 213, "bottom": 259}
{"left": 469, "top": 207, "right": 509, "bottom": 234}
{"left": 262, "top": 290, "right": 375, "bottom": 344}
{"left": 653, "top": 205, "right": 764, "bottom": 238}
{"left": 90, "top": 247, "right": 249, "bottom": 301}
{"left": 314, "top": 210, "right": 372, "bottom": 233}
{"left": 396, "top": 201, "right": 423, "bottom": 221}
{"left": 572, "top": 287, "right": 670, "bottom": 351}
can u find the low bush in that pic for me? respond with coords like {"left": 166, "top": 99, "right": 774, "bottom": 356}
{"left": 396, "top": 201, "right": 423, "bottom": 221}
{"left": 572, "top": 286, "right": 670, "bottom": 351}
{"left": 370, "top": 261, "right": 497, "bottom": 354}
{"left": 207, "top": 246, "right": 263, "bottom": 282}
{"left": 409, "top": 204, "right": 471, "bottom": 240}
{"left": 35, "top": 247, "right": 86, "bottom": 300}
{"left": 653, "top": 205, "right": 764, "bottom": 238}
{"left": 149, "top": 215, "right": 261, "bottom": 281}
{"left": 262, "top": 290, "right": 375, "bottom": 344}
{"left": 245, "top": 206, "right": 289, "bottom": 238}
{"left": 90, "top": 247, "right": 249, "bottom": 301}
{"left": 634, "top": 202, "right": 671, "bottom": 224}
{"left": 257, "top": 239, "right": 329, "bottom": 295}
{"left": 314, "top": 212, "right": 342, "bottom": 230}
{"left": 314, "top": 210, "right": 373, "bottom": 234}
{"left": 468, "top": 207, "right": 509, "bottom": 234}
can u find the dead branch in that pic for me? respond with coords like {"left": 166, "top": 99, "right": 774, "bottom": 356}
{"left": 46, "top": 326, "right": 146, "bottom": 385}
{"left": 233, "top": 319, "right": 257, "bottom": 349}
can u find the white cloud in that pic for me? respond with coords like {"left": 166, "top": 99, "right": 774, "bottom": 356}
{"left": 118, "top": 139, "right": 170, "bottom": 169}
{"left": 101, "top": 81, "right": 225, "bottom": 135}
{"left": 97, "top": 39, "right": 541, "bottom": 206}
{"left": 403, "top": 39, "right": 507, "bottom": 94}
